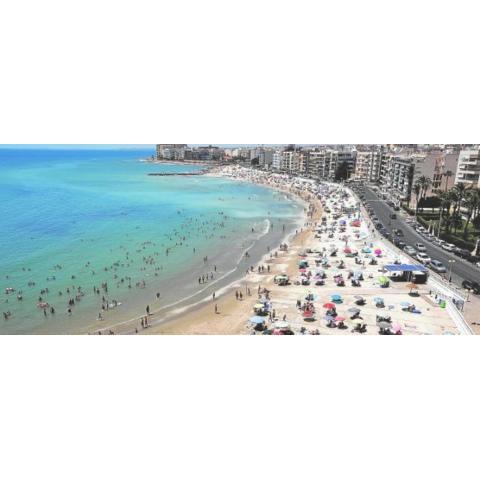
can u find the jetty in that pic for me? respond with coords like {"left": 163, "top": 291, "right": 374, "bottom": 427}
{"left": 148, "top": 171, "right": 207, "bottom": 177}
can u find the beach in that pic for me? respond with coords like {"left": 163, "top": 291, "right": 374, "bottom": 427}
{"left": 143, "top": 167, "right": 463, "bottom": 335}
{"left": 0, "top": 152, "right": 469, "bottom": 335}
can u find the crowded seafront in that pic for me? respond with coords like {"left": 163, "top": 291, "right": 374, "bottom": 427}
{"left": 146, "top": 166, "right": 465, "bottom": 335}
{"left": 0, "top": 152, "right": 469, "bottom": 335}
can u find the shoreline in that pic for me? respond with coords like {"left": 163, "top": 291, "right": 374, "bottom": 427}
{"left": 89, "top": 166, "right": 310, "bottom": 335}
{"left": 143, "top": 166, "right": 319, "bottom": 335}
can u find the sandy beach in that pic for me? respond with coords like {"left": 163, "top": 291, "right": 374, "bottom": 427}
{"left": 141, "top": 167, "right": 462, "bottom": 335}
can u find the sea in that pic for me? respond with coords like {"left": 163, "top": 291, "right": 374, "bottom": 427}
{"left": 0, "top": 147, "right": 305, "bottom": 334}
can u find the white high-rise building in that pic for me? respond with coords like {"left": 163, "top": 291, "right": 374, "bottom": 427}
{"left": 455, "top": 149, "right": 480, "bottom": 187}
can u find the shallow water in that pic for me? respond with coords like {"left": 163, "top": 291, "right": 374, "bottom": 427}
{"left": 0, "top": 148, "right": 304, "bottom": 334}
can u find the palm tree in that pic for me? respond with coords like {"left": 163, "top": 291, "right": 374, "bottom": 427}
{"left": 436, "top": 190, "right": 451, "bottom": 236}
{"left": 462, "top": 188, "right": 480, "bottom": 239}
{"left": 443, "top": 170, "right": 453, "bottom": 192}
{"left": 416, "top": 175, "right": 432, "bottom": 212}
{"left": 412, "top": 182, "right": 421, "bottom": 215}
{"left": 449, "top": 183, "right": 469, "bottom": 222}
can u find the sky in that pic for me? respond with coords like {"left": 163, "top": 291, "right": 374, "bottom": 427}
{"left": 0, "top": 144, "right": 155, "bottom": 150}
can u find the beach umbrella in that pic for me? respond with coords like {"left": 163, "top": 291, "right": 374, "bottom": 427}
{"left": 334, "top": 316, "right": 346, "bottom": 323}
{"left": 344, "top": 247, "right": 352, "bottom": 254}
{"left": 323, "top": 302, "right": 336, "bottom": 309}
{"left": 406, "top": 283, "right": 418, "bottom": 290}
{"left": 254, "top": 303, "right": 265, "bottom": 309}
{"left": 374, "top": 248, "right": 382, "bottom": 256}
{"left": 348, "top": 307, "right": 361, "bottom": 314}
{"left": 373, "top": 297, "right": 384, "bottom": 304}
{"left": 299, "top": 268, "right": 307, "bottom": 273}
{"left": 392, "top": 322, "right": 402, "bottom": 333}
{"left": 274, "top": 320, "right": 290, "bottom": 329}
{"left": 250, "top": 316, "right": 265, "bottom": 325}
{"left": 354, "top": 295, "right": 364, "bottom": 300}
{"left": 362, "top": 247, "right": 372, "bottom": 253}
{"left": 331, "top": 293, "right": 342, "bottom": 299}
{"left": 400, "top": 301, "right": 411, "bottom": 308}
{"left": 303, "top": 310, "right": 315, "bottom": 319}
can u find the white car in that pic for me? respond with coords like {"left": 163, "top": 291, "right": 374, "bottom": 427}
{"left": 429, "top": 260, "right": 447, "bottom": 273}
{"left": 415, "top": 243, "right": 427, "bottom": 252}
{"left": 442, "top": 243, "right": 456, "bottom": 252}
{"left": 403, "top": 245, "right": 417, "bottom": 256}
{"left": 416, "top": 252, "right": 431, "bottom": 264}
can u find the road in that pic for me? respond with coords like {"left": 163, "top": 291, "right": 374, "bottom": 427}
{"left": 360, "top": 186, "right": 480, "bottom": 292}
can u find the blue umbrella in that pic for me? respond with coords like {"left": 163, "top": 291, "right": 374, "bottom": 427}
{"left": 250, "top": 316, "right": 266, "bottom": 325}
{"left": 400, "top": 301, "right": 411, "bottom": 307}
{"left": 331, "top": 294, "right": 342, "bottom": 299}
{"left": 373, "top": 297, "right": 384, "bottom": 303}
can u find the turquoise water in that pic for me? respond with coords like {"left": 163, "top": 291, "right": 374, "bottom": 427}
{"left": 0, "top": 148, "right": 303, "bottom": 334}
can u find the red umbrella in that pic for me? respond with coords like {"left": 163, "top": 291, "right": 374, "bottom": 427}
{"left": 303, "top": 310, "right": 315, "bottom": 318}
{"left": 323, "top": 302, "right": 335, "bottom": 309}
{"left": 334, "top": 316, "right": 346, "bottom": 322}
{"left": 344, "top": 247, "right": 352, "bottom": 254}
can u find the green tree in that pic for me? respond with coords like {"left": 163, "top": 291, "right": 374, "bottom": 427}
{"left": 416, "top": 175, "right": 432, "bottom": 211}
{"left": 413, "top": 182, "right": 422, "bottom": 215}
{"left": 443, "top": 170, "right": 453, "bottom": 192}
{"left": 463, "top": 188, "right": 480, "bottom": 239}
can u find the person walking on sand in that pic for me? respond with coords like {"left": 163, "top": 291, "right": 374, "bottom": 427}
{"left": 146, "top": 305, "right": 150, "bottom": 315}
{"left": 215, "top": 304, "right": 218, "bottom": 314}
{"left": 212, "top": 292, "right": 216, "bottom": 301}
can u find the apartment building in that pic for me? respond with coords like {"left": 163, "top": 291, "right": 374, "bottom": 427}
{"left": 412, "top": 150, "right": 459, "bottom": 194}
{"left": 156, "top": 144, "right": 188, "bottom": 161}
{"left": 380, "top": 154, "right": 414, "bottom": 203}
{"left": 455, "top": 149, "right": 480, "bottom": 187}
{"left": 307, "top": 149, "right": 357, "bottom": 180}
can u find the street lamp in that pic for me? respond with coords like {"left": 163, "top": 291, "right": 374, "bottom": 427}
{"left": 448, "top": 259, "right": 455, "bottom": 283}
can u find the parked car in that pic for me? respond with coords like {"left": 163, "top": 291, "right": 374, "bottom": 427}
{"left": 433, "top": 238, "right": 446, "bottom": 247}
{"left": 468, "top": 255, "right": 480, "bottom": 265}
{"left": 442, "top": 243, "right": 456, "bottom": 252}
{"left": 416, "top": 226, "right": 426, "bottom": 234}
{"left": 462, "top": 280, "right": 480, "bottom": 294}
{"left": 454, "top": 248, "right": 472, "bottom": 259}
{"left": 429, "top": 260, "right": 447, "bottom": 273}
{"left": 393, "top": 205, "right": 400, "bottom": 211}
{"left": 393, "top": 228, "right": 404, "bottom": 237}
{"left": 416, "top": 252, "right": 431, "bottom": 264}
{"left": 415, "top": 243, "right": 427, "bottom": 252}
{"left": 403, "top": 245, "right": 417, "bottom": 256}
{"left": 390, "top": 213, "right": 397, "bottom": 219}
{"left": 394, "top": 238, "right": 406, "bottom": 249}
